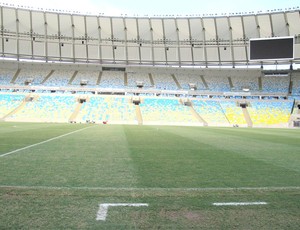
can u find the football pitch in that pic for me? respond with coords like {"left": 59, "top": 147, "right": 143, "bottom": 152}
{"left": 1, "top": 122, "right": 300, "bottom": 229}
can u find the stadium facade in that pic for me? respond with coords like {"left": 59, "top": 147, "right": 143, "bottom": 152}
{"left": 0, "top": 4, "right": 299, "bottom": 66}
{"left": 0, "top": 4, "right": 300, "bottom": 127}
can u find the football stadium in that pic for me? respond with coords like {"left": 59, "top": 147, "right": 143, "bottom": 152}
{"left": 0, "top": 1, "right": 300, "bottom": 229}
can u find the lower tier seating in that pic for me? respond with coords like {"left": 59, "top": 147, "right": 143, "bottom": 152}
{"left": 140, "top": 98, "right": 198, "bottom": 124}
{"left": 247, "top": 101, "right": 293, "bottom": 125}
{"left": 0, "top": 93, "right": 295, "bottom": 127}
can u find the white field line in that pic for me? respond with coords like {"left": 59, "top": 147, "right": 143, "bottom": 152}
{"left": 96, "top": 203, "right": 149, "bottom": 221}
{"left": 0, "top": 126, "right": 93, "bottom": 158}
{"left": 213, "top": 202, "right": 267, "bottom": 206}
{"left": 0, "top": 185, "right": 299, "bottom": 192}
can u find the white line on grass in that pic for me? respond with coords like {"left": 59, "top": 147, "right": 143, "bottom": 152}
{"left": 213, "top": 202, "right": 267, "bottom": 206}
{"left": 0, "top": 185, "right": 299, "bottom": 191}
{"left": 96, "top": 203, "right": 149, "bottom": 221}
{"left": 0, "top": 126, "right": 93, "bottom": 158}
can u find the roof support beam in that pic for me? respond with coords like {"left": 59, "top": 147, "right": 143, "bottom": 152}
{"left": 123, "top": 17, "right": 128, "bottom": 65}
{"left": 175, "top": 18, "right": 181, "bottom": 67}
{"left": 97, "top": 17, "right": 102, "bottom": 64}
{"left": 71, "top": 15, "right": 75, "bottom": 63}
{"left": 136, "top": 18, "right": 142, "bottom": 64}
{"left": 200, "top": 18, "right": 208, "bottom": 68}
{"left": 214, "top": 17, "right": 221, "bottom": 66}
{"left": 187, "top": 18, "right": 194, "bottom": 66}
{"left": 228, "top": 17, "right": 235, "bottom": 67}
{"left": 84, "top": 16, "right": 88, "bottom": 62}
{"left": 15, "top": 8, "right": 19, "bottom": 61}
{"left": 149, "top": 19, "right": 155, "bottom": 66}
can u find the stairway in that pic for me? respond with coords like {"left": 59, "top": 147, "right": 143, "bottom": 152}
{"left": 69, "top": 102, "right": 83, "bottom": 122}
{"left": 135, "top": 105, "right": 143, "bottom": 125}
{"left": 2, "top": 100, "right": 27, "bottom": 120}
{"left": 124, "top": 72, "right": 128, "bottom": 87}
{"left": 190, "top": 106, "right": 208, "bottom": 126}
{"left": 10, "top": 69, "right": 21, "bottom": 84}
{"left": 171, "top": 74, "right": 182, "bottom": 89}
{"left": 148, "top": 73, "right": 155, "bottom": 86}
{"left": 96, "top": 71, "right": 102, "bottom": 85}
{"left": 258, "top": 76, "right": 262, "bottom": 91}
{"left": 68, "top": 70, "right": 78, "bottom": 84}
{"left": 228, "top": 77, "right": 234, "bottom": 90}
{"left": 200, "top": 75, "right": 209, "bottom": 89}
{"left": 41, "top": 70, "right": 55, "bottom": 84}
{"left": 241, "top": 107, "right": 253, "bottom": 127}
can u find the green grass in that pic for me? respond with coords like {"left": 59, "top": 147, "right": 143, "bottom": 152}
{"left": 1, "top": 122, "right": 300, "bottom": 229}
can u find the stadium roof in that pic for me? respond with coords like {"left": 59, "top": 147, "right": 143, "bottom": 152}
{"left": 0, "top": 0, "right": 299, "bottom": 17}
{"left": 0, "top": 1, "right": 299, "bottom": 69}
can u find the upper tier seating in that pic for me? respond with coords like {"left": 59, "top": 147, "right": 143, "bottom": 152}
{"left": 71, "top": 70, "right": 99, "bottom": 86}
{"left": 127, "top": 72, "right": 152, "bottom": 88}
{"left": 175, "top": 74, "right": 206, "bottom": 90}
{"left": 152, "top": 73, "right": 178, "bottom": 90}
{"left": 0, "top": 69, "right": 16, "bottom": 85}
{"left": 1, "top": 67, "right": 299, "bottom": 99}
{"left": 291, "top": 72, "right": 300, "bottom": 96}
{"left": 99, "top": 71, "right": 124, "bottom": 88}
{"left": 15, "top": 69, "right": 50, "bottom": 85}
{"left": 230, "top": 75, "right": 259, "bottom": 91}
{"left": 261, "top": 76, "right": 290, "bottom": 93}
{"left": 43, "top": 70, "right": 74, "bottom": 86}
{"left": 204, "top": 75, "right": 231, "bottom": 92}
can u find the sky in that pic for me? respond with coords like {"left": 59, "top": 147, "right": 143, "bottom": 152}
{"left": 0, "top": 0, "right": 299, "bottom": 16}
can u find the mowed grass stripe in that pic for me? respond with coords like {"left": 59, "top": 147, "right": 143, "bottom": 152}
{"left": 1, "top": 185, "right": 300, "bottom": 192}
{"left": 125, "top": 125, "right": 300, "bottom": 188}
{"left": 0, "top": 125, "right": 93, "bottom": 157}
{"left": 184, "top": 126, "right": 300, "bottom": 175}
{"left": 0, "top": 124, "right": 138, "bottom": 188}
{"left": 1, "top": 123, "right": 300, "bottom": 189}
{"left": 0, "top": 122, "right": 90, "bottom": 154}
{"left": 161, "top": 126, "right": 300, "bottom": 172}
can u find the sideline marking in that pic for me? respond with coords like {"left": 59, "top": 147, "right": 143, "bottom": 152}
{"left": 96, "top": 203, "right": 149, "bottom": 221}
{"left": 0, "top": 185, "right": 299, "bottom": 192}
{"left": 0, "top": 126, "right": 93, "bottom": 158}
{"left": 213, "top": 202, "right": 267, "bottom": 206}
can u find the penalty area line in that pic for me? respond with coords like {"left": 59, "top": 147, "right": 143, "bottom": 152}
{"left": 213, "top": 202, "right": 267, "bottom": 206}
{"left": 96, "top": 203, "right": 149, "bottom": 221}
{"left": 0, "top": 126, "right": 93, "bottom": 158}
